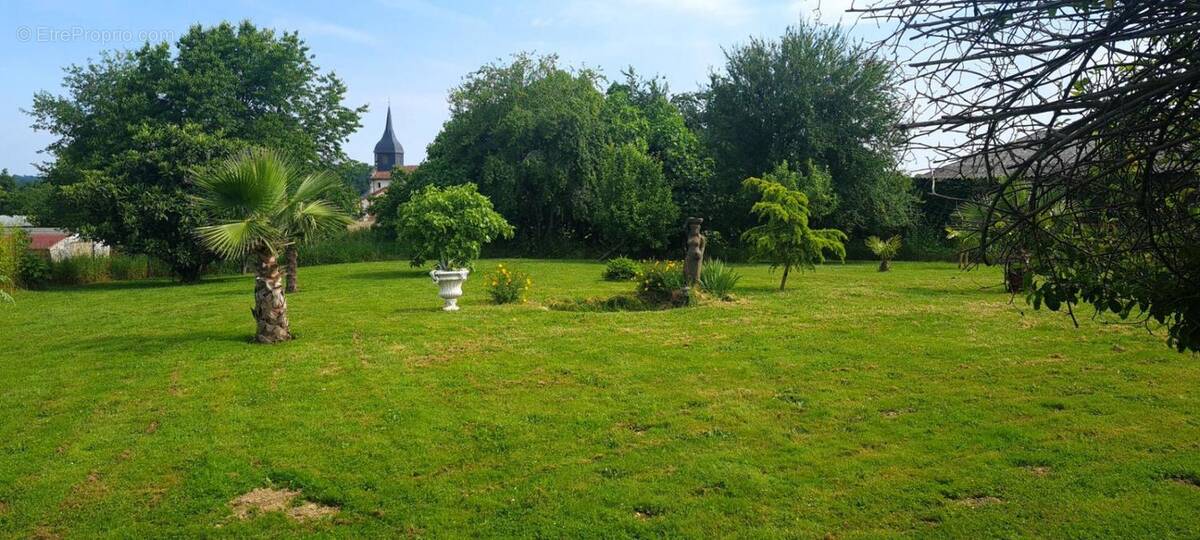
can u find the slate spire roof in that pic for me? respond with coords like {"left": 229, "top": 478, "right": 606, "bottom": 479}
{"left": 373, "top": 106, "right": 404, "bottom": 159}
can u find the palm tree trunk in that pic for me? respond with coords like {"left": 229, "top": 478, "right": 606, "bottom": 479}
{"left": 252, "top": 247, "right": 292, "bottom": 344}
{"left": 284, "top": 244, "right": 299, "bottom": 293}
{"left": 779, "top": 264, "right": 790, "bottom": 290}
{"left": 879, "top": 259, "right": 890, "bottom": 272}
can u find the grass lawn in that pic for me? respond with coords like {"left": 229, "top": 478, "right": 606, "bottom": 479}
{"left": 1, "top": 260, "right": 1198, "bottom": 537}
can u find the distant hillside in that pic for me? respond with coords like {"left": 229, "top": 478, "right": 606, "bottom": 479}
{"left": 13, "top": 175, "right": 42, "bottom": 185}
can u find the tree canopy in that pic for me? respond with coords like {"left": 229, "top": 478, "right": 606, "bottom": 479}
{"left": 697, "top": 21, "right": 915, "bottom": 237}
{"left": 410, "top": 54, "right": 702, "bottom": 255}
{"left": 28, "top": 21, "right": 364, "bottom": 280}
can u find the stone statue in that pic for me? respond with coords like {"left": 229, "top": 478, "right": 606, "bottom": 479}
{"left": 683, "top": 217, "right": 706, "bottom": 287}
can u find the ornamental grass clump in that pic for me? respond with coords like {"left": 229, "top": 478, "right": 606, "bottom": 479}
{"left": 699, "top": 259, "right": 742, "bottom": 300}
{"left": 485, "top": 263, "right": 531, "bottom": 304}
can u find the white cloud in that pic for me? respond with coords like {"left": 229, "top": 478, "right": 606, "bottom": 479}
{"left": 271, "top": 19, "right": 377, "bottom": 45}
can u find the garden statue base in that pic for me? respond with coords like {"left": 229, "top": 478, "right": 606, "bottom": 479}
{"left": 431, "top": 269, "right": 470, "bottom": 311}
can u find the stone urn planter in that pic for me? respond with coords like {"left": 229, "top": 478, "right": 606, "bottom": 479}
{"left": 430, "top": 268, "right": 470, "bottom": 311}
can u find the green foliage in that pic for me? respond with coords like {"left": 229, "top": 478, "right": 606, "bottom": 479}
{"left": 602, "top": 256, "right": 640, "bottom": 281}
{"left": 741, "top": 176, "right": 847, "bottom": 290}
{"left": 587, "top": 143, "right": 679, "bottom": 251}
{"left": 28, "top": 21, "right": 364, "bottom": 280}
{"left": 762, "top": 161, "right": 838, "bottom": 220}
{"left": 334, "top": 160, "right": 373, "bottom": 195}
{"left": 51, "top": 255, "right": 111, "bottom": 285}
{"left": 0, "top": 275, "right": 11, "bottom": 304}
{"left": 484, "top": 263, "right": 531, "bottom": 305}
{"left": 701, "top": 21, "right": 915, "bottom": 236}
{"left": 416, "top": 54, "right": 698, "bottom": 254}
{"left": 297, "top": 228, "right": 406, "bottom": 267}
{"left": 18, "top": 252, "right": 50, "bottom": 290}
{"left": 193, "top": 148, "right": 354, "bottom": 260}
{"left": 635, "top": 260, "right": 686, "bottom": 305}
{"left": 865, "top": 235, "right": 902, "bottom": 261}
{"left": 395, "top": 183, "right": 514, "bottom": 270}
{"left": 367, "top": 168, "right": 411, "bottom": 240}
{"left": 0, "top": 228, "right": 23, "bottom": 293}
{"left": 699, "top": 259, "right": 742, "bottom": 299}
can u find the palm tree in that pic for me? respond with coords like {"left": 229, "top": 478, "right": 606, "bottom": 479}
{"left": 865, "top": 235, "right": 902, "bottom": 272}
{"left": 193, "top": 149, "right": 352, "bottom": 343}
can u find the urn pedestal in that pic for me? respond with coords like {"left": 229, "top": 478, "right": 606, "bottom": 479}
{"left": 430, "top": 269, "right": 470, "bottom": 311}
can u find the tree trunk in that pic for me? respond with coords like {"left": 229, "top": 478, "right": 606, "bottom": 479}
{"left": 252, "top": 247, "right": 292, "bottom": 344}
{"left": 879, "top": 259, "right": 890, "bottom": 272}
{"left": 176, "top": 264, "right": 204, "bottom": 284}
{"left": 284, "top": 244, "right": 299, "bottom": 293}
{"left": 779, "top": 264, "right": 790, "bottom": 290}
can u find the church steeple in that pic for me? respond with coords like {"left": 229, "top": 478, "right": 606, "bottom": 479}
{"left": 373, "top": 106, "right": 404, "bottom": 171}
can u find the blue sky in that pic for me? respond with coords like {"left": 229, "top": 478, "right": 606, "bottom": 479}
{"left": 0, "top": 0, "right": 886, "bottom": 176}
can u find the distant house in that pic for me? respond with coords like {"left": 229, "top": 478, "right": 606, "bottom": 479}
{"left": 1, "top": 215, "right": 109, "bottom": 261}
{"left": 360, "top": 107, "right": 419, "bottom": 213}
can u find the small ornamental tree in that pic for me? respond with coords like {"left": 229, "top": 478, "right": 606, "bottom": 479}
{"left": 396, "top": 184, "right": 514, "bottom": 270}
{"left": 865, "top": 235, "right": 902, "bottom": 272}
{"left": 741, "top": 176, "right": 846, "bottom": 290}
{"left": 193, "top": 149, "right": 353, "bottom": 344}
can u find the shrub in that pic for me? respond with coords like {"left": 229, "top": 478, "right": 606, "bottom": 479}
{"left": 865, "top": 235, "right": 902, "bottom": 272}
{"left": 109, "top": 254, "right": 173, "bottom": 280}
{"left": 51, "top": 255, "right": 111, "bottom": 285}
{"left": 699, "top": 260, "right": 742, "bottom": 299}
{"left": 18, "top": 252, "right": 50, "bottom": 289}
{"left": 603, "top": 257, "right": 640, "bottom": 281}
{"left": 485, "top": 263, "right": 531, "bottom": 304}
{"left": 395, "top": 183, "right": 514, "bottom": 270}
{"left": 635, "top": 260, "right": 686, "bottom": 305}
{"left": 0, "top": 227, "right": 24, "bottom": 293}
{"left": 298, "top": 228, "right": 405, "bottom": 267}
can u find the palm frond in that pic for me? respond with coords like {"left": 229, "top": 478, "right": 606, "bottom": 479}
{"left": 290, "top": 170, "right": 345, "bottom": 205}
{"left": 193, "top": 148, "right": 289, "bottom": 217}
{"left": 291, "top": 200, "right": 354, "bottom": 240}
{"left": 196, "top": 219, "right": 281, "bottom": 259}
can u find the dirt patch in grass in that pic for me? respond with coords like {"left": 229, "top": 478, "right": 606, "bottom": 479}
{"left": 954, "top": 495, "right": 1003, "bottom": 508}
{"left": 1028, "top": 466, "right": 1051, "bottom": 477}
{"left": 62, "top": 471, "right": 108, "bottom": 509}
{"left": 230, "top": 487, "right": 339, "bottom": 522}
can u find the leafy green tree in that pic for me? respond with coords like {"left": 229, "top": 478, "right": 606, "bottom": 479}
{"left": 396, "top": 183, "right": 514, "bottom": 271}
{"left": 28, "top": 21, "right": 364, "bottom": 281}
{"left": 587, "top": 143, "right": 678, "bottom": 253}
{"left": 607, "top": 69, "right": 714, "bottom": 223}
{"left": 701, "top": 21, "right": 914, "bottom": 237}
{"left": 334, "top": 160, "right": 373, "bottom": 195}
{"left": 417, "top": 54, "right": 693, "bottom": 254}
{"left": 193, "top": 148, "right": 352, "bottom": 344}
{"left": 741, "top": 176, "right": 847, "bottom": 290}
{"left": 0, "top": 169, "right": 14, "bottom": 214}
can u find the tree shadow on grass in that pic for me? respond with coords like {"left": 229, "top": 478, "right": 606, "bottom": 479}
{"left": 899, "top": 285, "right": 1006, "bottom": 298}
{"left": 57, "top": 329, "right": 258, "bottom": 357}
{"left": 53, "top": 274, "right": 247, "bottom": 292}
{"left": 346, "top": 269, "right": 428, "bottom": 281}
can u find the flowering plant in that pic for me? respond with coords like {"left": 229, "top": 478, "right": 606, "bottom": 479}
{"left": 635, "top": 260, "right": 685, "bottom": 304}
{"left": 485, "top": 263, "right": 531, "bottom": 304}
